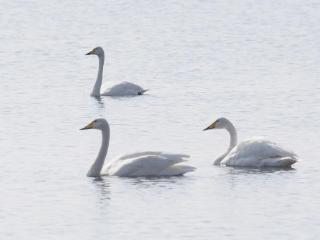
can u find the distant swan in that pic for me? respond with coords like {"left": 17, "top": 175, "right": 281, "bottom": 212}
{"left": 81, "top": 118, "right": 195, "bottom": 177}
{"left": 203, "top": 117, "right": 298, "bottom": 168}
{"left": 86, "top": 47, "right": 148, "bottom": 97}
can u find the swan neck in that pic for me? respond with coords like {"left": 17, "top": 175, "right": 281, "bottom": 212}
{"left": 91, "top": 54, "right": 104, "bottom": 97}
{"left": 87, "top": 125, "right": 110, "bottom": 177}
{"left": 226, "top": 123, "right": 238, "bottom": 151}
{"left": 214, "top": 122, "right": 238, "bottom": 165}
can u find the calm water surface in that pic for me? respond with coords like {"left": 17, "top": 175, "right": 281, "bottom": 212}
{"left": 0, "top": 0, "right": 320, "bottom": 239}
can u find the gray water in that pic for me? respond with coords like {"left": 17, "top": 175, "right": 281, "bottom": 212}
{"left": 1, "top": 0, "right": 320, "bottom": 239}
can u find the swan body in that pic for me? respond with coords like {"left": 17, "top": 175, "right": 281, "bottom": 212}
{"left": 203, "top": 117, "right": 298, "bottom": 168}
{"left": 86, "top": 47, "right": 147, "bottom": 97}
{"left": 103, "top": 152, "right": 194, "bottom": 177}
{"left": 101, "top": 81, "right": 147, "bottom": 96}
{"left": 220, "top": 138, "right": 297, "bottom": 168}
{"left": 81, "top": 118, "right": 195, "bottom": 177}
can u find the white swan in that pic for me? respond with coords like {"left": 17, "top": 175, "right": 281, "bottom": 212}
{"left": 80, "top": 118, "right": 195, "bottom": 177}
{"left": 86, "top": 47, "right": 148, "bottom": 97}
{"left": 203, "top": 117, "right": 298, "bottom": 168}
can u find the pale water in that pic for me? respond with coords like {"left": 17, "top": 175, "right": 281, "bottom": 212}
{"left": 0, "top": 0, "right": 320, "bottom": 239}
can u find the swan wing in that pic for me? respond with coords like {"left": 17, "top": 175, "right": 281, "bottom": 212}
{"left": 223, "top": 137, "right": 297, "bottom": 167}
{"left": 117, "top": 151, "right": 189, "bottom": 161}
{"left": 117, "top": 151, "right": 163, "bottom": 160}
{"left": 101, "top": 81, "right": 146, "bottom": 96}
{"left": 103, "top": 152, "right": 193, "bottom": 177}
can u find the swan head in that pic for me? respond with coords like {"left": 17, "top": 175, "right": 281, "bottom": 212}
{"left": 80, "top": 118, "right": 108, "bottom": 130}
{"left": 86, "top": 47, "right": 104, "bottom": 57}
{"left": 203, "top": 117, "right": 231, "bottom": 130}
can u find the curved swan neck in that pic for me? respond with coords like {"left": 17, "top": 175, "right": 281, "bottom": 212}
{"left": 91, "top": 54, "right": 105, "bottom": 97}
{"left": 87, "top": 123, "right": 110, "bottom": 177}
{"left": 214, "top": 121, "right": 238, "bottom": 165}
{"left": 226, "top": 122, "right": 238, "bottom": 151}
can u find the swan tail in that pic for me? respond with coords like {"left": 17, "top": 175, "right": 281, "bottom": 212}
{"left": 138, "top": 89, "right": 149, "bottom": 95}
{"left": 261, "top": 156, "right": 297, "bottom": 168}
{"left": 176, "top": 165, "right": 196, "bottom": 173}
{"left": 160, "top": 164, "right": 196, "bottom": 176}
{"left": 277, "top": 157, "right": 297, "bottom": 167}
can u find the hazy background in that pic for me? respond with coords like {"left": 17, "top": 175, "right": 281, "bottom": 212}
{"left": 0, "top": 0, "right": 319, "bottom": 239}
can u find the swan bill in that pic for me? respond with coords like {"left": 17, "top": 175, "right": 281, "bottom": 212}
{"left": 80, "top": 121, "right": 94, "bottom": 130}
{"left": 203, "top": 121, "right": 216, "bottom": 131}
{"left": 86, "top": 49, "right": 95, "bottom": 55}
